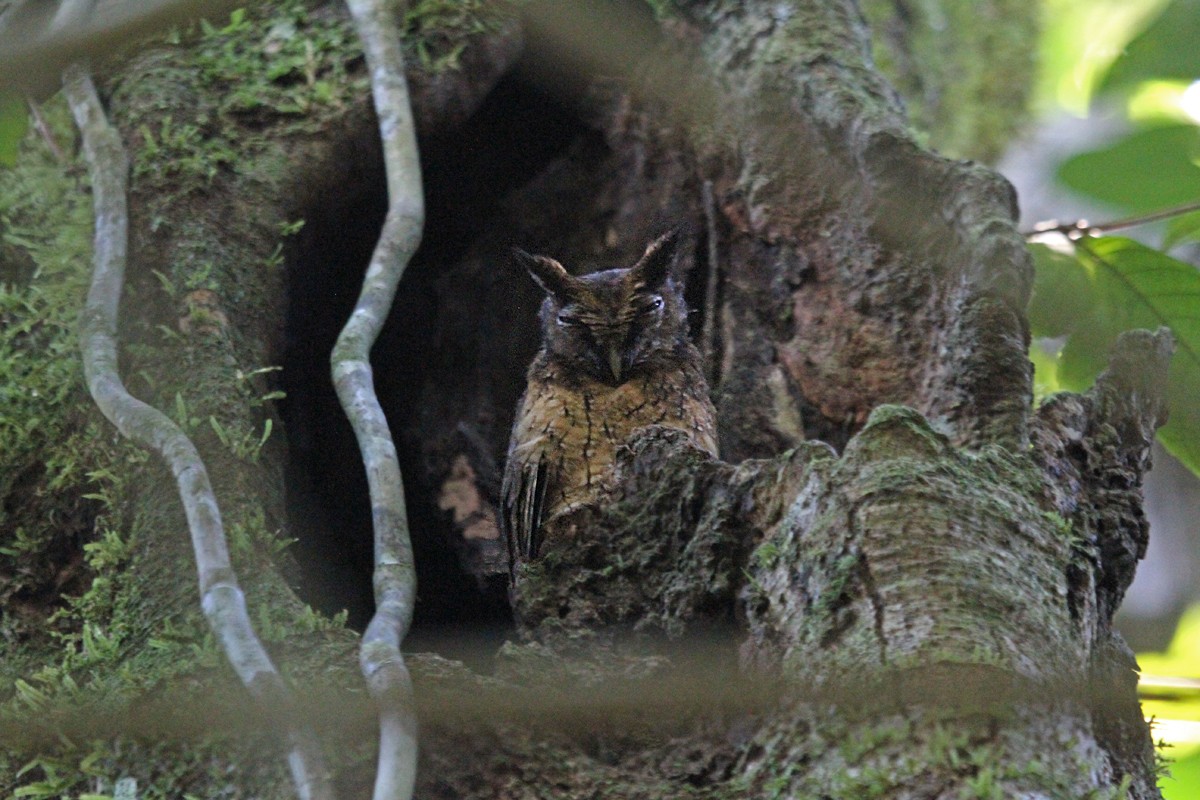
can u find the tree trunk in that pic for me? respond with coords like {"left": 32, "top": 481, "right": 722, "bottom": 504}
{"left": 0, "top": 1, "right": 1165, "bottom": 798}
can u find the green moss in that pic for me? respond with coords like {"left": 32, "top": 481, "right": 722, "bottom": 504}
{"left": 854, "top": 403, "right": 951, "bottom": 459}
{"left": 749, "top": 538, "right": 782, "bottom": 570}
{"left": 0, "top": 11, "right": 381, "bottom": 795}
{"left": 107, "top": 1, "right": 368, "bottom": 215}
{"left": 747, "top": 708, "right": 1131, "bottom": 798}
{"left": 0, "top": 95, "right": 122, "bottom": 688}
{"left": 1044, "top": 510, "right": 1075, "bottom": 539}
{"left": 404, "top": 0, "right": 512, "bottom": 71}
{"left": 110, "top": 0, "right": 513, "bottom": 200}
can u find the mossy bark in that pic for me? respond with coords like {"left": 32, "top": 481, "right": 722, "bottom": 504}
{"left": 2, "top": 0, "right": 1167, "bottom": 798}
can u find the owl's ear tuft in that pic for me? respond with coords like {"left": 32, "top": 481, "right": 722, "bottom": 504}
{"left": 512, "top": 249, "right": 578, "bottom": 299}
{"left": 629, "top": 228, "right": 681, "bottom": 289}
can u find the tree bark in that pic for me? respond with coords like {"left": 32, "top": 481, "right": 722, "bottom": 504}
{"left": 0, "top": 1, "right": 1168, "bottom": 798}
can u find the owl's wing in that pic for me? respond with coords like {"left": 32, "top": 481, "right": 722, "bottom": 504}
{"left": 501, "top": 454, "right": 548, "bottom": 577}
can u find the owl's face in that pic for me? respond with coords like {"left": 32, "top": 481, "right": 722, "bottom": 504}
{"left": 514, "top": 231, "right": 689, "bottom": 386}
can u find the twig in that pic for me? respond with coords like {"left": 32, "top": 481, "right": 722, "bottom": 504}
{"left": 63, "top": 64, "right": 333, "bottom": 800}
{"left": 336, "top": 2, "right": 424, "bottom": 799}
{"left": 701, "top": 179, "right": 721, "bottom": 387}
{"left": 1023, "top": 200, "right": 1200, "bottom": 240}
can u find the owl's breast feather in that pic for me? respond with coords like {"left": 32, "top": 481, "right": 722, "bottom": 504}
{"left": 509, "top": 364, "right": 717, "bottom": 519}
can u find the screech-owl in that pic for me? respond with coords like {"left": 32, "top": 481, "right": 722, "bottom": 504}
{"left": 501, "top": 230, "right": 719, "bottom": 575}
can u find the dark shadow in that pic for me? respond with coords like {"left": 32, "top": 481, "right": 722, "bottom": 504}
{"left": 278, "top": 68, "right": 591, "bottom": 669}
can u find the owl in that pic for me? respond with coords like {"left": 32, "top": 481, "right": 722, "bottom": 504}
{"left": 501, "top": 230, "right": 719, "bottom": 575}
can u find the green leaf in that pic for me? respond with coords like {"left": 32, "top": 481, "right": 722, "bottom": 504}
{"left": 1097, "top": 0, "right": 1200, "bottom": 97}
{"left": 1056, "top": 125, "right": 1200, "bottom": 213}
{"left": 1162, "top": 744, "right": 1200, "bottom": 799}
{"left": 1027, "top": 243, "right": 1096, "bottom": 338}
{"left": 209, "top": 415, "right": 229, "bottom": 446}
{"left": 1057, "top": 317, "right": 1116, "bottom": 391}
{"left": 1050, "top": 236, "right": 1200, "bottom": 476}
{"left": 1165, "top": 209, "right": 1200, "bottom": 249}
{"left": 0, "top": 92, "right": 28, "bottom": 167}
{"left": 1030, "top": 340, "right": 1064, "bottom": 401}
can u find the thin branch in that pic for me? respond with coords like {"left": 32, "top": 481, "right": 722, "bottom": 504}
{"left": 1023, "top": 200, "right": 1200, "bottom": 240}
{"left": 63, "top": 63, "right": 333, "bottom": 800}
{"left": 336, "top": 2, "right": 424, "bottom": 799}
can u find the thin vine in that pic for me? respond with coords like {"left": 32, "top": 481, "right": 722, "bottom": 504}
{"left": 334, "top": 1, "right": 424, "bottom": 798}
{"left": 64, "top": 63, "right": 333, "bottom": 800}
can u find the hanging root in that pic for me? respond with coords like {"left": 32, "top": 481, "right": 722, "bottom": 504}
{"left": 335, "top": 2, "right": 425, "bottom": 799}
{"left": 65, "top": 63, "right": 332, "bottom": 800}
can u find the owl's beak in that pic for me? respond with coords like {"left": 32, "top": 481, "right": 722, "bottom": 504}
{"left": 607, "top": 346, "right": 623, "bottom": 383}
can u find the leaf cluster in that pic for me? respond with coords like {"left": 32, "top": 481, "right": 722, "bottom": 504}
{"left": 1054, "top": 0, "right": 1200, "bottom": 213}
{"left": 0, "top": 97, "right": 109, "bottom": 659}
{"left": 1033, "top": 0, "right": 1200, "bottom": 479}
{"left": 108, "top": 1, "right": 368, "bottom": 205}
{"left": 0, "top": 96, "right": 172, "bottom": 797}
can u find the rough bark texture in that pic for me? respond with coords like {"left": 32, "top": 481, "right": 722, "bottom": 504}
{"left": 0, "top": 0, "right": 1169, "bottom": 798}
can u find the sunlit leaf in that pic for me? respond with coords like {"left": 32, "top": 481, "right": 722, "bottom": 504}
{"left": 1030, "top": 340, "right": 1064, "bottom": 401}
{"left": 1057, "top": 125, "right": 1200, "bottom": 213}
{"left": 1045, "top": 236, "right": 1200, "bottom": 476}
{"left": 1057, "top": 318, "right": 1115, "bottom": 390}
{"left": 1140, "top": 605, "right": 1200, "bottom": 767}
{"left": 1127, "top": 80, "right": 1196, "bottom": 124}
{"left": 1162, "top": 748, "right": 1200, "bottom": 800}
{"left": 0, "top": 92, "right": 28, "bottom": 166}
{"left": 1097, "top": 0, "right": 1200, "bottom": 97}
{"left": 1034, "top": 0, "right": 1166, "bottom": 114}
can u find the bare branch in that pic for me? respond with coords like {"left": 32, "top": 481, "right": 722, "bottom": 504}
{"left": 63, "top": 63, "right": 333, "bottom": 800}
{"left": 335, "top": 1, "right": 424, "bottom": 799}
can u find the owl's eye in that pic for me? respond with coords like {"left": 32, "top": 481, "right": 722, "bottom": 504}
{"left": 556, "top": 310, "right": 580, "bottom": 326}
{"left": 642, "top": 295, "right": 664, "bottom": 314}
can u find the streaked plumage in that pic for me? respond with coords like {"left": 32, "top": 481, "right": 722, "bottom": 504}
{"left": 501, "top": 231, "right": 718, "bottom": 575}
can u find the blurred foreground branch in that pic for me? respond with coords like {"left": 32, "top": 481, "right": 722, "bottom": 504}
{"left": 5, "top": 639, "right": 1190, "bottom": 752}
{"left": 0, "top": 0, "right": 247, "bottom": 93}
